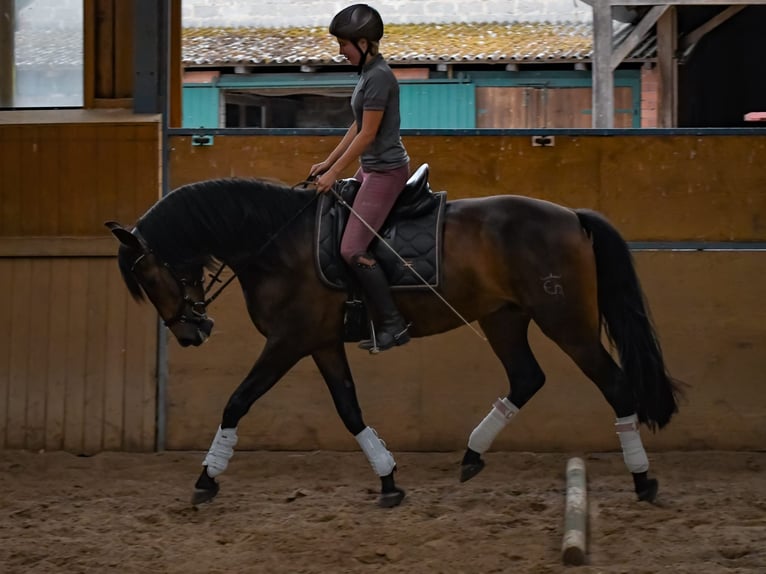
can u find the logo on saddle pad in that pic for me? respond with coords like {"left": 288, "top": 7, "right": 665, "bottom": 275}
{"left": 314, "top": 164, "right": 447, "bottom": 291}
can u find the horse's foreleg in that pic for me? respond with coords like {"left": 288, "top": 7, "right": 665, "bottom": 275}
{"left": 461, "top": 308, "right": 544, "bottom": 482}
{"left": 192, "top": 343, "right": 300, "bottom": 505}
{"left": 312, "top": 344, "right": 405, "bottom": 508}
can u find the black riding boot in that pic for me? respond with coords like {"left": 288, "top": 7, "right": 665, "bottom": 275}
{"left": 351, "top": 258, "right": 411, "bottom": 353}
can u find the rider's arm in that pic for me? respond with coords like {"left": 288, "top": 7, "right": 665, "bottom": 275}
{"left": 312, "top": 122, "right": 358, "bottom": 174}
{"left": 316, "top": 110, "right": 383, "bottom": 191}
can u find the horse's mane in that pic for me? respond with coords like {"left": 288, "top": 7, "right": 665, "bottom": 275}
{"left": 134, "top": 177, "right": 316, "bottom": 268}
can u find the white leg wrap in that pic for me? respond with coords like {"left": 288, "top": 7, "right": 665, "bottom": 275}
{"left": 615, "top": 414, "right": 649, "bottom": 474}
{"left": 467, "top": 398, "right": 519, "bottom": 454}
{"left": 355, "top": 426, "right": 396, "bottom": 477}
{"left": 202, "top": 426, "right": 238, "bottom": 477}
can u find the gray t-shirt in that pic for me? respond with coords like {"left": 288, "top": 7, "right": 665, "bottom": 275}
{"left": 351, "top": 54, "right": 410, "bottom": 171}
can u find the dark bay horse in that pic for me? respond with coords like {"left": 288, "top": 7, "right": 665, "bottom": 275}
{"left": 107, "top": 173, "right": 681, "bottom": 508}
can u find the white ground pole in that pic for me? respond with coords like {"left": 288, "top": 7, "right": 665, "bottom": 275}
{"left": 562, "top": 457, "right": 588, "bottom": 566}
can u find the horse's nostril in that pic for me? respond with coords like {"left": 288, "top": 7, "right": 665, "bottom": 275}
{"left": 200, "top": 318, "right": 215, "bottom": 337}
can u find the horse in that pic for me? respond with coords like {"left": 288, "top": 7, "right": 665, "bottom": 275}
{"left": 106, "top": 167, "right": 682, "bottom": 508}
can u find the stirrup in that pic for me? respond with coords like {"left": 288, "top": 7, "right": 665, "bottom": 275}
{"left": 359, "top": 322, "right": 411, "bottom": 354}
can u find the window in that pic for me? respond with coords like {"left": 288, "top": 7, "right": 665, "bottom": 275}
{"left": 0, "top": 0, "right": 83, "bottom": 108}
{"left": 222, "top": 91, "right": 354, "bottom": 129}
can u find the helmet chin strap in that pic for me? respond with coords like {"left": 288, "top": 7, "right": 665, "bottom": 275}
{"left": 352, "top": 40, "right": 369, "bottom": 74}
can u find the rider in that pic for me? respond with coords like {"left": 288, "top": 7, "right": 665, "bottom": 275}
{"left": 310, "top": 4, "right": 411, "bottom": 352}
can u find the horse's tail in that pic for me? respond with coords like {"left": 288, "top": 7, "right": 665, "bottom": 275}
{"left": 575, "top": 209, "right": 682, "bottom": 430}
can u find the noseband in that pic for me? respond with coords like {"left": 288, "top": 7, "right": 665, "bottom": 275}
{"left": 129, "top": 250, "right": 209, "bottom": 329}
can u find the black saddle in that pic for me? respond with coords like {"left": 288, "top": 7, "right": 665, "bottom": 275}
{"left": 314, "top": 163, "right": 447, "bottom": 291}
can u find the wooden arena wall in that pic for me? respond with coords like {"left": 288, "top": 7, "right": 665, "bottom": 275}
{"left": 0, "top": 111, "right": 161, "bottom": 453}
{"left": 164, "top": 134, "right": 766, "bottom": 453}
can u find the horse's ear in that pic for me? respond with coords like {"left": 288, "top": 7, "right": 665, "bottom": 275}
{"left": 105, "top": 221, "right": 146, "bottom": 253}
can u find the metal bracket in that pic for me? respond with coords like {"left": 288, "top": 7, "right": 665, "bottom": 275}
{"left": 191, "top": 134, "right": 215, "bottom": 147}
{"left": 531, "top": 135, "right": 555, "bottom": 147}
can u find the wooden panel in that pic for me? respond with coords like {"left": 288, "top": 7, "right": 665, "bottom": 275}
{"left": 168, "top": 134, "right": 766, "bottom": 241}
{"left": 122, "top": 290, "right": 157, "bottom": 451}
{"left": 102, "top": 265, "right": 128, "bottom": 450}
{"left": 45, "top": 259, "right": 70, "bottom": 450}
{"left": 477, "top": 87, "right": 634, "bottom": 128}
{"left": 0, "top": 237, "right": 116, "bottom": 257}
{"left": 165, "top": 251, "right": 766, "bottom": 452}
{"left": 25, "top": 260, "right": 51, "bottom": 449}
{"left": 0, "top": 125, "right": 22, "bottom": 235}
{"left": 63, "top": 259, "right": 88, "bottom": 451}
{"left": 83, "top": 263, "right": 108, "bottom": 452}
{"left": 546, "top": 88, "right": 593, "bottom": 128}
{"left": 476, "top": 87, "right": 531, "bottom": 128}
{"left": 0, "top": 260, "right": 9, "bottom": 448}
{"left": 7, "top": 259, "right": 31, "bottom": 447}
{"left": 0, "top": 118, "right": 161, "bottom": 238}
{"left": 0, "top": 258, "right": 157, "bottom": 452}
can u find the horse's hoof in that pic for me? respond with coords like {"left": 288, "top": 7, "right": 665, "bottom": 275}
{"left": 191, "top": 481, "right": 219, "bottom": 506}
{"left": 460, "top": 460, "right": 485, "bottom": 483}
{"left": 378, "top": 487, "right": 406, "bottom": 508}
{"left": 636, "top": 478, "right": 659, "bottom": 503}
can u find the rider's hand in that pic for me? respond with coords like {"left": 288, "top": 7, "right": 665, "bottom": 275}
{"left": 315, "top": 168, "right": 338, "bottom": 194}
{"left": 309, "top": 161, "right": 330, "bottom": 179}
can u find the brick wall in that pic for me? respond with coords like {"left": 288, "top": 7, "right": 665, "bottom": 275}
{"left": 182, "top": 0, "right": 594, "bottom": 28}
{"left": 641, "top": 65, "right": 659, "bottom": 128}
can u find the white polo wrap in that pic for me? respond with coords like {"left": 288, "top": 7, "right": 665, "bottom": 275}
{"left": 467, "top": 397, "right": 519, "bottom": 454}
{"left": 615, "top": 414, "right": 649, "bottom": 473}
{"left": 355, "top": 426, "right": 396, "bottom": 477}
{"left": 203, "top": 426, "right": 238, "bottom": 477}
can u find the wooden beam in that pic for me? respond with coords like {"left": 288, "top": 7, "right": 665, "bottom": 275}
{"left": 610, "top": 5, "right": 669, "bottom": 70}
{"left": 592, "top": 0, "right": 614, "bottom": 128}
{"left": 0, "top": 0, "right": 14, "bottom": 107}
{"left": 95, "top": 0, "right": 115, "bottom": 99}
{"left": 681, "top": 5, "right": 746, "bottom": 54}
{"left": 657, "top": 7, "right": 677, "bottom": 128}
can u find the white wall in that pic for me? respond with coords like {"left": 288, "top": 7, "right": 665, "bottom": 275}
{"left": 182, "top": 0, "right": 594, "bottom": 28}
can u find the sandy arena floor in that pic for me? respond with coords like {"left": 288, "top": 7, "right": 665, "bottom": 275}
{"left": 1, "top": 450, "right": 765, "bottom": 573}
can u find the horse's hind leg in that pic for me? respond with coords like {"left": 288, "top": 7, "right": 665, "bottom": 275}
{"left": 564, "top": 341, "right": 658, "bottom": 501}
{"left": 461, "top": 305, "right": 545, "bottom": 482}
{"left": 535, "top": 311, "right": 659, "bottom": 502}
{"left": 312, "top": 343, "right": 405, "bottom": 508}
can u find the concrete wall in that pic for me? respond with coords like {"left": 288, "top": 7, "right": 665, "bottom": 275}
{"left": 182, "top": 0, "right": 594, "bottom": 28}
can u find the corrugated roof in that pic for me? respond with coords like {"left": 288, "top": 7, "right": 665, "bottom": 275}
{"left": 183, "top": 22, "right": 637, "bottom": 67}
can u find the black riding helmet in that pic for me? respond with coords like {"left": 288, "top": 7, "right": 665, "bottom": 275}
{"left": 329, "top": 4, "right": 384, "bottom": 72}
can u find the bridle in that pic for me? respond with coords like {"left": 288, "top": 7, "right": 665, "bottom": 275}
{"left": 130, "top": 250, "right": 209, "bottom": 328}
{"left": 128, "top": 181, "right": 318, "bottom": 328}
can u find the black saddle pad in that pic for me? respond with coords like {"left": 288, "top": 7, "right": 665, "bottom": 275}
{"left": 314, "top": 179, "right": 447, "bottom": 291}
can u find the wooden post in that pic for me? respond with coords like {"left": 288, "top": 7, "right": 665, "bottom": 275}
{"left": 562, "top": 457, "right": 588, "bottom": 566}
{"left": 657, "top": 7, "right": 678, "bottom": 128}
{"left": 0, "top": 0, "right": 14, "bottom": 107}
{"left": 591, "top": 0, "right": 613, "bottom": 128}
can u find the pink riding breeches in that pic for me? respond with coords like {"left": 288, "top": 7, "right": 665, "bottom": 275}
{"left": 339, "top": 164, "right": 410, "bottom": 265}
